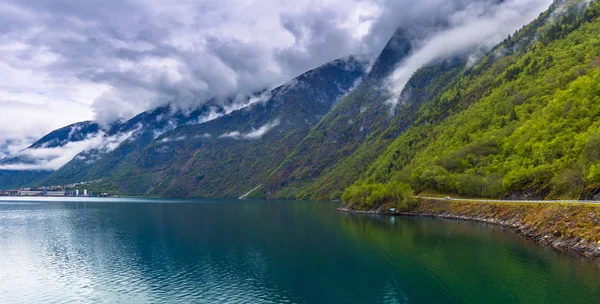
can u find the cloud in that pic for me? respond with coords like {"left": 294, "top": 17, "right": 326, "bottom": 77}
{"left": 0, "top": 138, "right": 30, "bottom": 160}
{"left": 0, "top": 0, "right": 553, "bottom": 155}
{"left": 160, "top": 135, "right": 186, "bottom": 143}
{"left": 0, "top": 126, "right": 140, "bottom": 170}
{"left": 385, "top": 0, "right": 553, "bottom": 111}
{"left": 219, "top": 119, "right": 281, "bottom": 140}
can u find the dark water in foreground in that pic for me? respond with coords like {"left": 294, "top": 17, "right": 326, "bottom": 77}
{"left": 0, "top": 198, "right": 599, "bottom": 303}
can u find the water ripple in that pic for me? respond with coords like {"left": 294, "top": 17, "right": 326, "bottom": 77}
{"left": 0, "top": 199, "right": 599, "bottom": 303}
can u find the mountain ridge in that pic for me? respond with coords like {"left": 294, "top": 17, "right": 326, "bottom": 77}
{"left": 13, "top": 55, "right": 369, "bottom": 196}
{"left": 2, "top": 0, "right": 598, "bottom": 203}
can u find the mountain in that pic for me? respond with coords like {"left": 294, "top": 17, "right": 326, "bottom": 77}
{"left": 3, "top": 0, "right": 598, "bottom": 203}
{"left": 28, "top": 121, "right": 101, "bottom": 149}
{"left": 254, "top": 28, "right": 466, "bottom": 200}
{"left": 0, "top": 121, "right": 101, "bottom": 167}
{"left": 33, "top": 102, "right": 228, "bottom": 188}
{"left": 33, "top": 56, "right": 368, "bottom": 196}
{"left": 0, "top": 99, "right": 230, "bottom": 190}
{"left": 0, "top": 121, "right": 103, "bottom": 189}
{"left": 347, "top": 0, "right": 600, "bottom": 201}
{"left": 258, "top": 0, "right": 599, "bottom": 202}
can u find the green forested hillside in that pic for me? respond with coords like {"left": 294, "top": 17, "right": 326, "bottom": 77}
{"left": 354, "top": 0, "right": 600, "bottom": 201}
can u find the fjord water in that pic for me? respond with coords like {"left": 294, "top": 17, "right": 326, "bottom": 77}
{"left": 1, "top": 198, "right": 599, "bottom": 303}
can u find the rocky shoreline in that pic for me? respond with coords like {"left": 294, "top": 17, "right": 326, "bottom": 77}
{"left": 338, "top": 200, "right": 600, "bottom": 261}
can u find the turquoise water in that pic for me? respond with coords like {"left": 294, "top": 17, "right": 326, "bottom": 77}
{"left": 0, "top": 198, "right": 599, "bottom": 303}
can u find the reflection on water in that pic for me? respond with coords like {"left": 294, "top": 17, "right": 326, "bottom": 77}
{"left": 0, "top": 198, "right": 599, "bottom": 303}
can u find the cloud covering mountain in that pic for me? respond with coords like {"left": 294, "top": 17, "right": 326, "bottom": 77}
{"left": 0, "top": 0, "right": 553, "bottom": 158}
{"left": 386, "top": 0, "right": 552, "bottom": 109}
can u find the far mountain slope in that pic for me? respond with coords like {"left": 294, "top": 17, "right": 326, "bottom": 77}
{"left": 0, "top": 121, "right": 103, "bottom": 189}
{"left": 28, "top": 121, "right": 101, "bottom": 149}
{"left": 53, "top": 56, "right": 369, "bottom": 197}
{"left": 36, "top": 103, "right": 227, "bottom": 187}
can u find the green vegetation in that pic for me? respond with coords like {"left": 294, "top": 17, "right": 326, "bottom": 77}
{"left": 261, "top": 53, "right": 464, "bottom": 200}
{"left": 269, "top": 1, "right": 600, "bottom": 202}
{"left": 354, "top": 0, "right": 600, "bottom": 201}
{"left": 341, "top": 181, "right": 415, "bottom": 211}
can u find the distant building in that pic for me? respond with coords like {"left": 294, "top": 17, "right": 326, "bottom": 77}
{"left": 83, "top": 189, "right": 88, "bottom": 196}
{"left": 18, "top": 191, "right": 43, "bottom": 196}
{"left": 46, "top": 191, "right": 66, "bottom": 197}
{"left": 17, "top": 190, "right": 64, "bottom": 197}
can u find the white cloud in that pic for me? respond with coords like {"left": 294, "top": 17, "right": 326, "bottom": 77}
{"left": 0, "top": 0, "right": 554, "bottom": 153}
{"left": 0, "top": 126, "right": 140, "bottom": 171}
{"left": 384, "top": 0, "right": 553, "bottom": 112}
{"left": 193, "top": 107, "right": 227, "bottom": 126}
{"left": 159, "top": 135, "right": 186, "bottom": 143}
{"left": 219, "top": 119, "right": 281, "bottom": 140}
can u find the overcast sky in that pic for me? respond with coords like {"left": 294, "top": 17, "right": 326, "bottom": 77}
{"left": 0, "top": 0, "right": 552, "bottom": 158}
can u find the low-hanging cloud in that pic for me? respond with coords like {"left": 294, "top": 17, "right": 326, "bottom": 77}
{"left": 219, "top": 119, "right": 281, "bottom": 140}
{"left": 160, "top": 135, "right": 187, "bottom": 143}
{"left": 0, "top": 0, "right": 554, "bottom": 157}
{"left": 0, "top": 126, "right": 140, "bottom": 171}
{"left": 385, "top": 0, "right": 553, "bottom": 111}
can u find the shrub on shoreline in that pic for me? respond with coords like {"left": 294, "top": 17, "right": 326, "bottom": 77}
{"left": 342, "top": 181, "right": 415, "bottom": 211}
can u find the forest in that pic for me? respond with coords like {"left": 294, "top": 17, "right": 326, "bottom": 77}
{"left": 345, "top": 0, "right": 600, "bottom": 204}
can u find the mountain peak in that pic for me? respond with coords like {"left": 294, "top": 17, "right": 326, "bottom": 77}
{"left": 28, "top": 121, "right": 100, "bottom": 150}
{"left": 366, "top": 28, "right": 412, "bottom": 80}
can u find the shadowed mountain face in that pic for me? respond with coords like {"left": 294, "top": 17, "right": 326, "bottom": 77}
{"left": 31, "top": 56, "right": 368, "bottom": 196}
{"left": 0, "top": 103, "right": 226, "bottom": 189}
{"left": 28, "top": 121, "right": 101, "bottom": 149}
{"left": 255, "top": 30, "right": 414, "bottom": 199}
{"left": 365, "top": 28, "right": 412, "bottom": 81}
{"left": 114, "top": 56, "right": 368, "bottom": 197}
{"left": 0, "top": 121, "right": 102, "bottom": 189}
{"left": 33, "top": 102, "right": 227, "bottom": 188}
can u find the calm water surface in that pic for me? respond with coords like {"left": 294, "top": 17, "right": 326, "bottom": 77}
{"left": 0, "top": 197, "right": 599, "bottom": 303}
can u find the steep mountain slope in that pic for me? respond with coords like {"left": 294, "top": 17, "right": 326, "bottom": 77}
{"left": 255, "top": 28, "right": 467, "bottom": 200}
{"left": 45, "top": 56, "right": 368, "bottom": 197}
{"left": 0, "top": 121, "right": 103, "bottom": 189}
{"left": 0, "top": 121, "right": 102, "bottom": 166}
{"left": 28, "top": 121, "right": 101, "bottom": 149}
{"left": 353, "top": 0, "right": 600, "bottom": 200}
{"left": 36, "top": 103, "right": 227, "bottom": 187}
